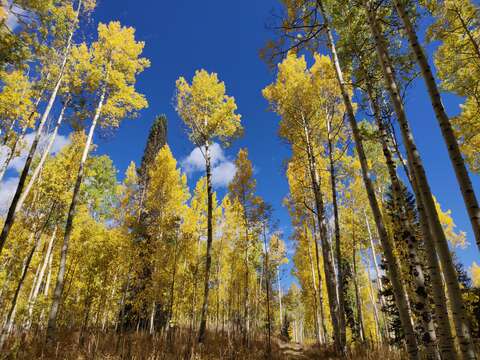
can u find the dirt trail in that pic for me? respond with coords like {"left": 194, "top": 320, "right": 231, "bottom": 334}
{"left": 277, "top": 341, "right": 308, "bottom": 359}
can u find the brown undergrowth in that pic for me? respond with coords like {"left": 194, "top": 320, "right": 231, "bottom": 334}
{"left": 0, "top": 329, "right": 408, "bottom": 359}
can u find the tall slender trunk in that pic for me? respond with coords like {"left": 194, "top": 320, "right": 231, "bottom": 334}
{"left": 242, "top": 217, "right": 250, "bottom": 345}
{"left": 365, "top": 79, "right": 442, "bottom": 359}
{"left": 351, "top": 223, "right": 365, "bottom": 343}
{"left": 101, "top": 274, "right": 117, "bottom": 331}
{"left": 315, "top": 1, "right": 418, "bottom": 357}
{"left": 387, "top": 116, "right": 456, "bottom": 358}
{"left": 46, "top": 86, "right": 105, "bottom": 341}
{"left": 198, "top": 140, "right": 214, "bottom": 344}
{"left": 168, "top": 232, "right": 179, "bottom": 326}
{"left": 0, "top": 204, "right": 53, "bottom": 346}
{"left": 117, "top": 274, "right": 130, "bottom": 333}
{"left": 411, "top": 171, "right": 455, "bottom": 360}
{"left": 394, "top": 0, "right": 480, "bottom": 253}
{"left": 0, "top": 0, "right": 82, "bottom": 255}
{"left": 26, "top": 257, "right": 41, "bottom": 308}
{"left": 365, "top": 253, "right": 383, "bottom": 344}
{"left": 26, "top": 227, "right": 57, "bottom": 328}
{"left": 363, "top": 4, "right": 475, "bottom": 358}
{"left": 16, "top": 98, "right": 69, "bottom": 214}
{"left": 149, "top": 301, "right": 156, "bottom": 334}
{"left": 277, "top": 269, "right": 283, "bottom": 330}
{"left": 306, "top": 226, "right": 322, "bottom": 344}
{"left": 326, "top": 115, "right": 346, "bottom": 345}
{"left": 215, "top": 260, "right": 220, "bottom": 333}
{"left": 44, "top": 240, "right": 54, "bottom": 298}
{"left": 262, "top": 223, "right": 272, "bottom": 357}
{"left": 303, "top": 122, "right": 342, "bottom": 352}
{"left": 364, "top": 212, "right": 384, "bottom": 294}
{"left": 190, "top": 244, "right": 200, "bottom": 333}
{"left": 80, "top": 291, "right": 92, "bottom": 343}
{"left": 311, "top": 217, "right": 328, "bottom": 341}
{"left": 0, "top": 232, "right": 34, "bottom": 347}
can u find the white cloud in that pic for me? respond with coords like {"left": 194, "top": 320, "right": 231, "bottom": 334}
{"left": 181, "top": 142, "right": 236, "bottom": 188}
{"left": 0, "top": 176, "right": 18, "bottom": 214}
{"left": 212, "top": 160, "right": 236, "bottom": 187}
{"left": 181, "top": 147, "right": 206, "bottom": 173}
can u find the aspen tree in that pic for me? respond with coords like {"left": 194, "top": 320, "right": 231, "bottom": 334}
{"left": 266, "top": 3, "right": 419, "bottom": 356}
{"left": 175, "top": 70, "right": 242, "bottom": 343}
{"left": 46, "top": 21, "right": 149, "bottom": 340}
{"left": 393, "top": 0, "right": 480, "bottom": 254}
{"left": 263, "top": 53, "right": 344, "bottom": 351}
{"left": 0, "top": 0, "right": 95, "bottom": 254}
{"left": 0, "top": 0, "right": 95, "bottom": 253}
{"left": 362, "top": 2, "right": 476, "bottom": 357}
{"left": 428, "top": 0, "right": 480, "bottom": 175}
{"left": 228, "top": 148, "right": 264, "bottom": 344}
{"left": 0, "top": 69, "right": 37, "bottom": 182}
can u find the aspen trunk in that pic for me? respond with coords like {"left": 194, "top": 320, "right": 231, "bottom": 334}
{"left": 168, "top": 231, "right": 179, "bottom": 327}
{"left": 0, "top": 219, "right": 49, "bottom": 346}
{"left": 394, "top": 0, "right": 480, "bottom": 253}
{"left": 198, "top": 140, "right": 214, "bottom": 343}
{"left": 16, "top": 98, "right": 69, "bottom": 213}
{"left": 316, "top": 1, "right": 418, "bottom": 357}
{"left": 277, "top": 269, "right": 283, "bottom": 329}
{"left": 149, "top": 301, "right": 156, "bottom": 334}
{"left": 117, "top": 274, "right": 130, "bottom": 333}
{"left": 352, "top": 216, "right": 365, "bottom": 343}
{"left": 0, "top": 0, "right": 82, "bottom": 255}
{"left": 363, "top": 4, "right": 475, "bottom": 358}
{"left": 306, "top": 227, "right": 322, "bottom": 344}
{"left": 242, "top": 221, "right": 250, "bottom": 345}
{"left": 365, "top": 213, "right": 384, "bottom": 294}
{"left": 327, "top": 116, "right": 347, "bottom": 346}
{"left": 365, "top": 80, "right": 441, "bottom": 360}
{"left": 262, "top": 224, "right": 272, "bottom": 357}
{"left": 410, "top": 171, "right": 455, "bottom": 360}
{"left": 27, "top": 255, "right": 42, "bottom": 306}
{"left": 311, "top": 218, "right": 328, "bottom": 341}
{"left": 0, "top": 232, "right": 34, "bottom": 347}
{"left": 46, "top": 86, "right": 105, "bottom": 341}
{"left": 102, "top": 274, "right": 117, "bottom": 331}
{"left": 304, "top": 123, "right": 342, "bottom": 352}
{"left": 44, "top": 243, "right": 54, "bottom": 298}
{"left": 387, "top": 119, "right": 456, "bottom": 358}
{"left": 26, "top": 227, "right": 57, "bottom": 328}
{"left": 366, "top": 254, "right": 383, "bottom": 344}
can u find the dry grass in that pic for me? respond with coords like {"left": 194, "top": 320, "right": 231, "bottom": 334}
{"left": 0, "top": 328, "right": 408, "bottom": 359}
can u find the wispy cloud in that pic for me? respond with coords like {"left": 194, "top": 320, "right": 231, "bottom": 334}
{"left": 0, "top": 176, "right": 18, "bottom": 214}
{"left": 181, "top": 142, "right": 236, "bottom": 188}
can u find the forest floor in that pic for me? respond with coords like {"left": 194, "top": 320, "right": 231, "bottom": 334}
{"left": 0, "top": 330, "right": 406, "bottom": 359}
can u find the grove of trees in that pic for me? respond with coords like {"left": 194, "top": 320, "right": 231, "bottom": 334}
{"left": 0, "top": 0, "right": 479, "bottom": 359}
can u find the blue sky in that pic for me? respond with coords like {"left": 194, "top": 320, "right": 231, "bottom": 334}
{"left": 92, "top": 0, "right": 479, "bottom": 273}
{"left": 2, "top": 0, "right": 478, "bottom": 283}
